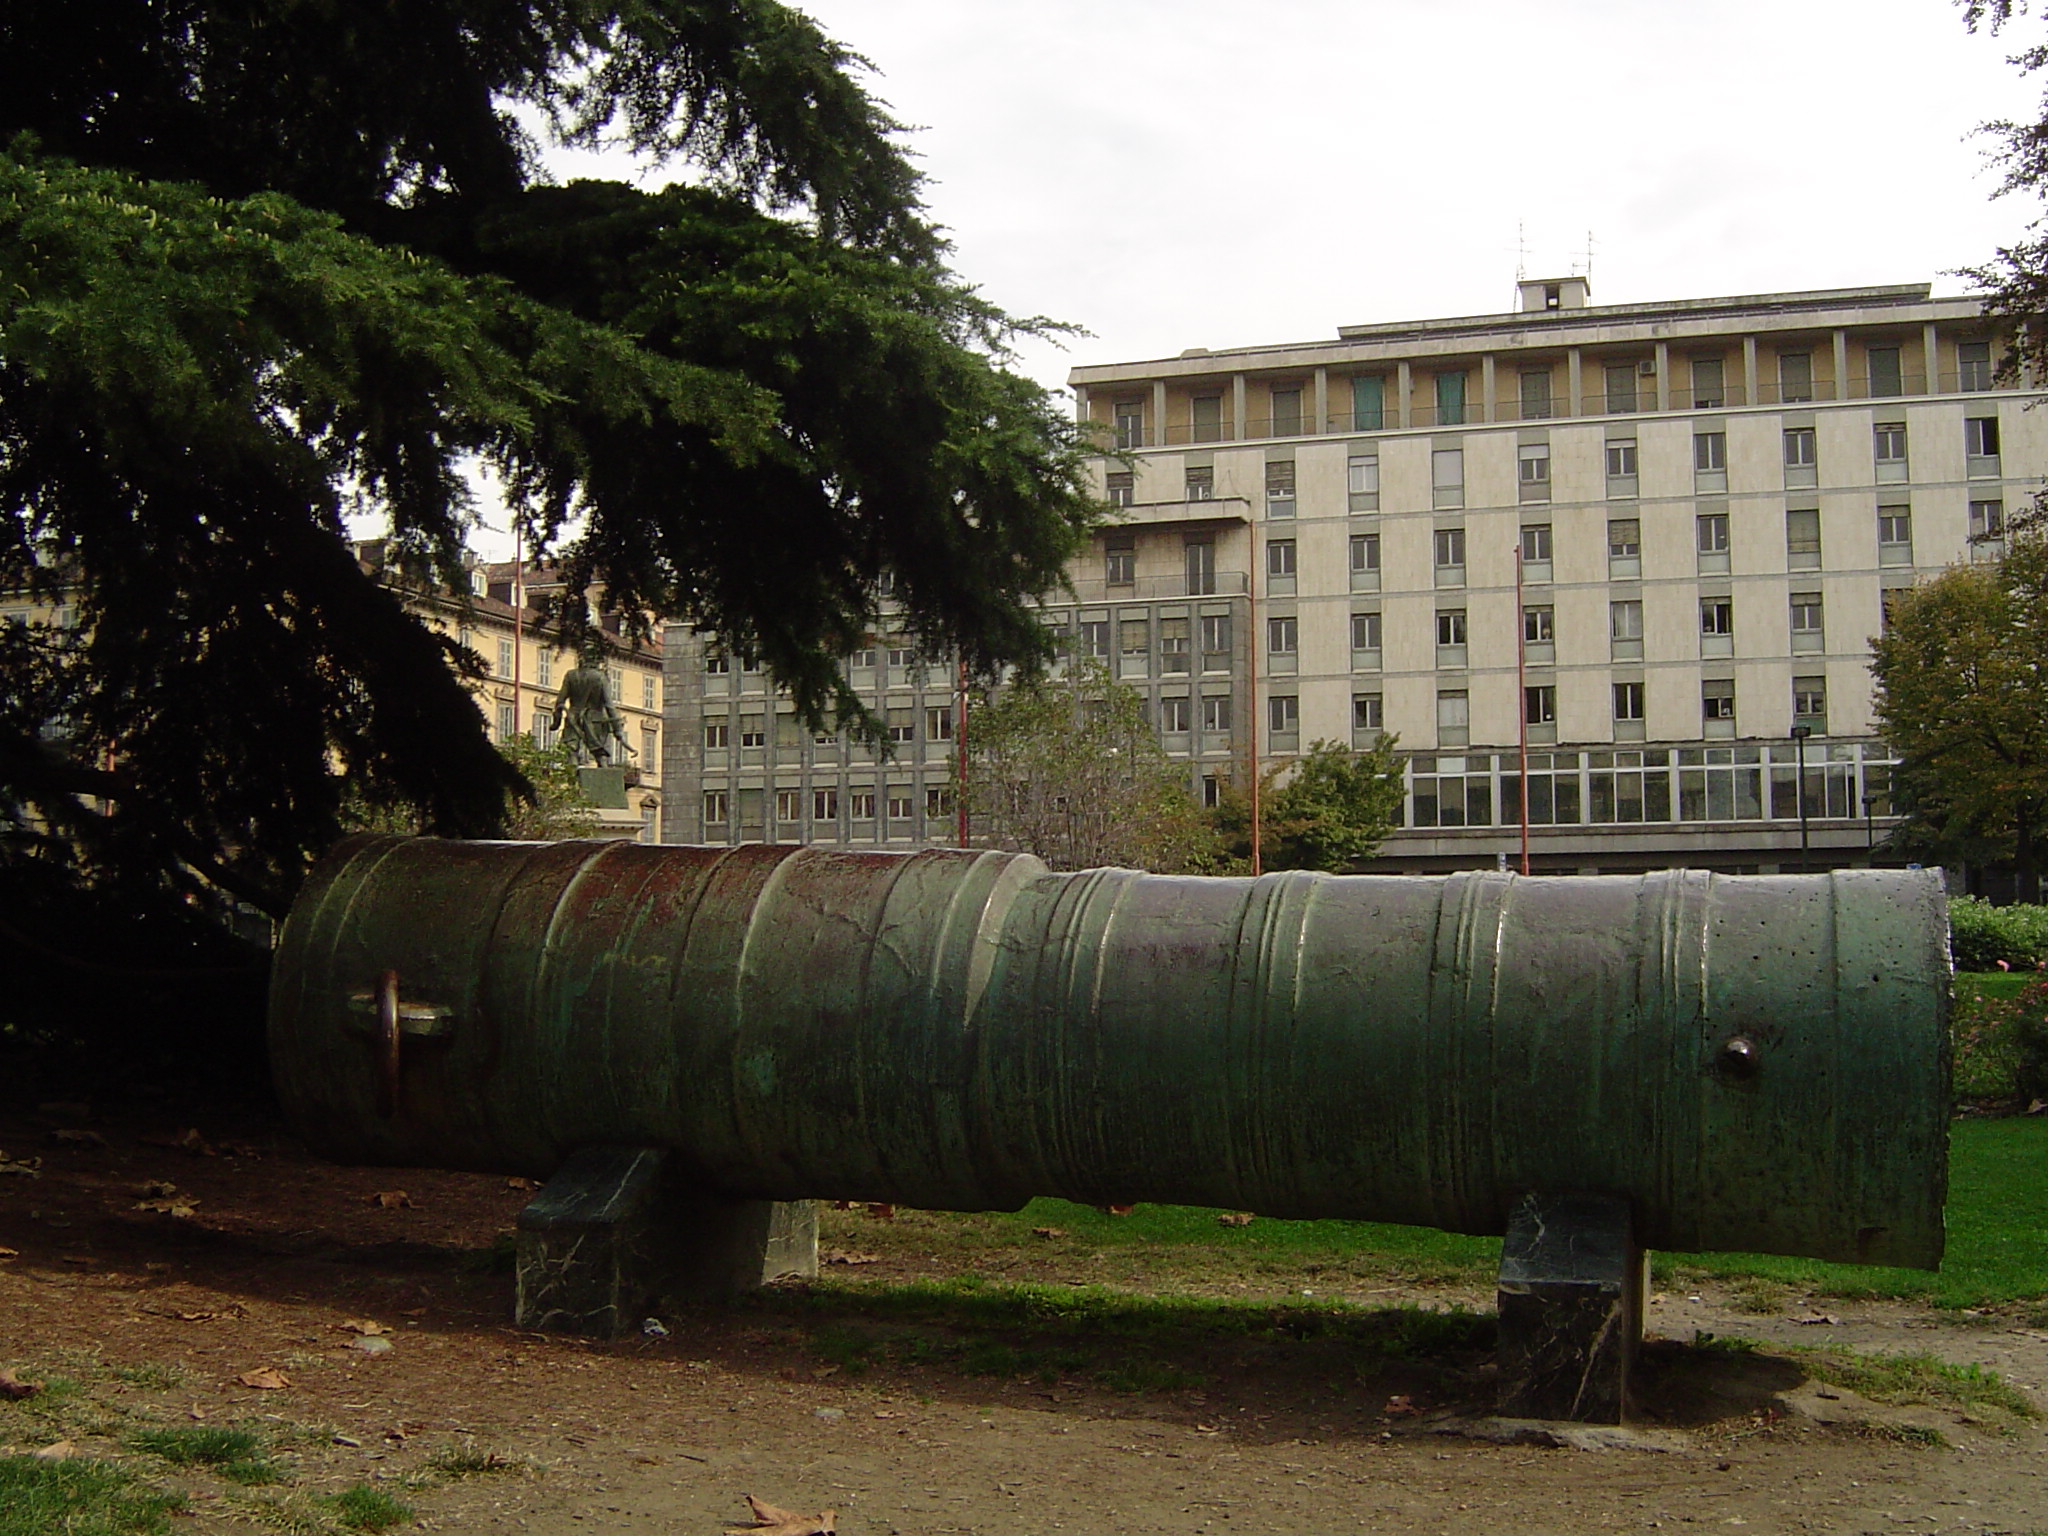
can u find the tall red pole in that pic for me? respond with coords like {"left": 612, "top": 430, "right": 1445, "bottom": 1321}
{"left": 512, "top": 524, "right": 524, "bottom": 736}
{"left": 1248, "top": 533, "right": 1262, "bottom": 878}
{"left": 956, "top": 658, "right": 969, "bottom": 848}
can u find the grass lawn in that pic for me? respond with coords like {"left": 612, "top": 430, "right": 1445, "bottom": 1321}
{"left": 868, "top": 1114, "right": 2048, "bottom": 1312}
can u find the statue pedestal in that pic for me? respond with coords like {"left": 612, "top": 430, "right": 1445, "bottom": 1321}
{"left": 578, "top": 766, "right": 630, "bottom": 810}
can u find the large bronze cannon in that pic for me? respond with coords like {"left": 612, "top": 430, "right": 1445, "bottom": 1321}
{"left": 269, "top": 836, "right": 1951, "bottom": 1420}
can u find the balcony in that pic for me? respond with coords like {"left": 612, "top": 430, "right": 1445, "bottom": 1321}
{"left": 1061, "top": 570, "right": 1250, "bottom": 603}
{"left": 1102, "top": 495, "right": 1252, "bottom": 529}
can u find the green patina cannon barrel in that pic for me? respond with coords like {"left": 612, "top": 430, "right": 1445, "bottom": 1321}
{"left": 268, "top": 835, "right": 1950, "bottom": 1268}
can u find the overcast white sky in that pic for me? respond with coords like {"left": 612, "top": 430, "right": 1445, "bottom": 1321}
{"left": 783, "top": 0, "right": 2043, "bottom": 389}
{"left": 476, "top": 0, "right": 2047, "bottom": 557}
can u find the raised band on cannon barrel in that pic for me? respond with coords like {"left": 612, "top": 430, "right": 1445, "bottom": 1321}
{"left": 268, "top": 836, "right": 1951, "bottom": 1422}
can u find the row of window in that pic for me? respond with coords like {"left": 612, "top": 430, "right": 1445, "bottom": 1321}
{"left": 1111, "top": 415, "right": 2006, "bottom": 514}
{"left": 1328, "top": 588, "right": 1835, "bottom": 658}
{"left": 1336, "top": 674, "right": 1830, "bottom": 739}
{"left": 702, "top": 785, "right": 954, "bottom": 827}
{"left": 464, "top": 635, "right": 660, "bottom": 709}
{"left": 1109, "top": 342, "right": 1997, "bottom": 446}
{"left": 704, "top": 706, "right": 959, "bottom": 752}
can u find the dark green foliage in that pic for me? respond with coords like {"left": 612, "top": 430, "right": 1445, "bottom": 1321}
{"left": 1950, "top": 896, "right": 2048, "bottom": 971}
{"left": 1954, "top": 974, "right": 2048, "bottom": 1103}
{"left": 1210, "top": 738, "right": 1406, "bottom": 872}
{"left": 327, "top": 1484, "right": 414, "bottom": 1533}
{"left": 0, "top": 2, "right": 1096, "bottom": 962}
{"left": 0, "top": 1455, "right": 182, "bottom": 1536}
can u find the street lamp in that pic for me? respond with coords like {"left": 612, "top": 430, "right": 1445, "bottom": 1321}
{"left": 1789, "top": 725, "right": 1812, "bottom": 874}
{"left": 1862, "top": 792, "right": 1878, "bottom": 858}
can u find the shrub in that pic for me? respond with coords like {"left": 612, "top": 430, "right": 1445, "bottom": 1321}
{"left": 1949, "top": 896, "right": 2048, "bottom": 972}
{"left": 1954, "top": 976, "right": 2048, "bottom": 1104}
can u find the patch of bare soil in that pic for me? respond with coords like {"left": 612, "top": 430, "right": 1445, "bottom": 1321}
{"left": 3, "top": 1092, "right": 2046, "bottom": 1535}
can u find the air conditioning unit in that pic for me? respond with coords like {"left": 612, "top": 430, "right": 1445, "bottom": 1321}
{"left": 1638, "top": 359, "right": 1658, "bottom": 376}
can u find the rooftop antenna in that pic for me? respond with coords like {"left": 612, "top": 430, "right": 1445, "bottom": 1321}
{"left": 1515, "top": 219, "right": 1528, "bottom": 283}
{"left": 1578, "top": 229, "right": 1597, "bottom": 286}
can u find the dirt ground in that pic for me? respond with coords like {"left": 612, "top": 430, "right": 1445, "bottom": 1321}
{"left": 3, "top": 1089, "right": 2046, "bottom": 1536}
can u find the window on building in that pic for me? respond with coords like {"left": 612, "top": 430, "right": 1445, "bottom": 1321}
{"left": 927, "top": 705, "right": 954, "bottom": 742}
{"left": 1868, "top": 345, "right": 1903, "bottom": 398}
{"left": 775, "top": 788, "right": 803, "bottom": 823}
{"left": 774, "top": 711, "right": 802, "bottom": 749}
{"left": 850, "top": 787, "right": 876, "bottom": 819}
{"left": 1432, "top": 447, "right": 1464, "bottom": 509}
{"left": 1436, "top": 609, "right": 1467, "bottom": 646}
{"left": 1267, "top": 539, "right": 1296, "bottom": 579}
{"left": 1264, "top": 460, "right": 1296, "bottom": 518}
{"left": 1790, "top": 592, "right": 1824, "bottom": 647}
{"left": 1105, "top": 542, "right": 1135, "bottom": 585}
{"left": 1878, "top": 507, "right": 1912, "bottom": 562}
{"left": 1437, "top": 690, "right": 1470, "bottom": 739}
{"left": 739, "top": 716, "right": 766, "bottom": 747}
{"left": 1435, "top": 370, "right": 1466, "bottom": 426}
{"left": 885, "top": 707, "right": 915, "bottom": 743}
{"left": 1160, "top": 696, "right": 1192, "bottom": 733}
{"left": 1606, "top": 438, "right": 1639, "bottom": 478}
{"left": 1353, "top": 693, "right": 1384, "bottom": 730}
{"left": 536, "top": 647, "right": 555, "bottom": 688}
{"left": 1160, "top": 618, "right": 1191, "bottom": 672}
{"left": 1119, "top": 617, "right": 1149, "bottom": 670}
{"left": 703, "top": 790, "right": 729, "bottom": 825}
{"left": 1702, "top": 679, "right": 1736, "bottom": 720}
{"left": 1347, "top": 453, "right": 1380, "bottom": 510}
{"left": 1604, "top": 361, "right": 1639, "bottom": 413}
{"left": 1434, "top": 527, "right": 1466, "bottom": 569}
{"left": 849, "top": 646, "right": 876, "bottom": 668}
{"left": 1105, "top": 471, "right": 1134, "bottom": 508}
{"left": 1874, "top": 421, "right": 1907, "bottom": 479}
{"left": 1199, "top": 614, "right": 1232, "bottom": 665}
{"left": 1201, "top": 695, "right": 1232, "bottom": 732}
{"left": 1786, "top": 508, "right": 1822, "bottom": 568}
{"left": 812, "top": 786, "right": 839, "bottom": 821}
{"left": 1190, "top": 393, "right": 1223, "bottom": 443}
{"left": 1078, "top": 619, "right": 1110, "bottom": 660}
{"left": 705, "top": 719, "right": 730, "bottom": 749}
{"left": 642, "top": 675, "right": 657, "bottom": 710}
{"left": 1778, "top": 351, "right": 1813, "bottom": 403}
{"left": 1695, "top": 431, "right": 1727, "bottom": 472}
{"left": 1269, "top": 694, "right": 1299, "bottom": 734}
{"left": 1267, "top": 615, "right": 1297, "bottom": 654}
{"left": 1519, "top": 368, "right": 1553, "bottom": 419}
{"left": 1524, "top": 605, "right": 1555, "bottom": 643}
{"left": 886, "top": 643, "right": 915, "bottom": 667}
{"left": 1701, "top": 598, "right": 1733, "bottom": 636}
{"left": 926, "top": 785, "right": 953, "bottom": 819}
{"left": 1783, "top": 426, "right": 1817, "bottom": 468}
{"left": 1793, "top": 676, "right": 1827, "bottom": 727}
{"left": 1184, "top": 465, "right": 1215, "bottom": 501}
{"left": 1520, "top": 524, "right": 1553, "bottom": 563}
{"left": 1970, "top": 498, "right": 2006, "bottom": 542}
{"left": 1613, "top": 681, "right": 1646, "bottom": 721}
{"left": 886, "top": 787, "right": 914, "bottom": 821}
{"left": 1351, "top": 611, "right": 1382, "bottom": 651}
{"left": 1698, "top": 513, "right": 1730, "bottom": 554}
{"left": 1611, "top": 599, "right": 1644, "bottom": 641}
{"left": 1958, "top": 339, "right": 1993, "bottom": 391}
{"left": 1608, "top": 518, "right": 1641, "bottom": 559}
{"left": 1113, "top": 399, "right": 1144, "bottom": 450}
{"left": 1525, "top": 685, "right": 1557, "bottom": 724}
{"left": 1349, "top": 532, "right": 1381, "bottom": 574}
{"left": 1351, "top": 375, "right": 1385, "bottom": 431}
{"left": 1184, "top": 538, "right": 1216, "bottom": 595}
{"left": 1270, "top": 387, "right": 1303, "bottom": 437}
{"left": 1518, "top": 442, "right": 1551, "bottom": 499}
{"left": 496, "top": 700, "right": 516, "bottom": 739}
{"left": 495, "top": 638, "right": 513, "bottom": 676}
{"left": 1691, "top": 356, "right": 1726, "bottom": 408}
{"left": 1966, "top": 416, "right": 2002, "bottom": 469}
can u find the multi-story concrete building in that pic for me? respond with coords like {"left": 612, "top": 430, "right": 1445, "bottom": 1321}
{"left": 664, "top": 278, "right": 2033, "bottom": 872}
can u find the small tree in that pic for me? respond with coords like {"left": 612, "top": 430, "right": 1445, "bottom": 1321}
{"left": 966, "top": 666, "right": 1212, "bottom": 872}
{"left": 1210, "top": 738, "right": 1406, "bottom": 874}
{"left": 345, "top": 738, "right": 599, "bottom": 842}
{"left": 1871, "top": 536, "right": 2048, "bottom": 895}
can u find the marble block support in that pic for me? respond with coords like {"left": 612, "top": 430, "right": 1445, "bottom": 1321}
{"left": 514, "top": 1146, "right": 818, "bottom": 1336}
{"left": 1495, "top": 1192, "right": 1643, "bottom": 1424}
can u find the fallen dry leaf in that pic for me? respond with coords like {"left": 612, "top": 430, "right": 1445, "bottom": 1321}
{"left": 339, "top": 1319, "right": 389, "bottom": 1336}
{"left": 1795, "top": 1313, "right": 1841, "bottom": 1326}
{"left": 0, "top": 1246, "right": 18, "bottom": 1259}
{"left": 33, "top": 1440, "right": 77, "bottom": 1460}
{"left": 134, "top": 1199, "right": 197, "bottom": 1218}
{"left": 49, "top": 1128, "right": 108, "bottom": 1148}
{"left": 820, "top": 1249, "right": 877, "bottom": 1267}
{"left": 505, "top": 1176, "right": 539, "bottom": 1191}
{"left": 726, "top": 1495, "right": 836, "bottom": 1536}
{"left": 236, "top": 1368, "right": 290, "bottom": 1390}
{"left": 1216, "top": 1212, "right": 1255, "bottom": 1228}
{"left": 137, "top": 1180, "right": 179, "bottom": 1199}
{"left": 1384, "top": 1394, "right": 1422, "bottom": 1417}
{"left": 0, "top": 1368, "right": 42, "bottom": 1401}
{"left": 1030, "top": 1226, "right": 1068, "bottom": 1240}
{"left": 0, "top": 1153, "right": 42, "bottom": 1177}
{"left": 369, "top": 1190, "right": 412, "bottom": 1209}
{"left": 862, "top": 1203, "right": 894, "bottom": 1220}
{"left": 1101, "top": 1204, "right": 1136, "bottom": 1217}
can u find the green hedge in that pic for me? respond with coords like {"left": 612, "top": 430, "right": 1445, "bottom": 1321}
{"left": 1949, "top": 895, "right": 2048, "bottom": 972}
